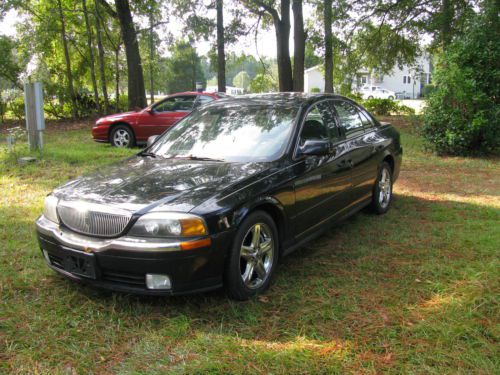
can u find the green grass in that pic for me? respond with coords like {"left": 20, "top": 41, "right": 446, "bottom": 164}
{"left": 1, "top": 121, "right": 499, "bottom": 374}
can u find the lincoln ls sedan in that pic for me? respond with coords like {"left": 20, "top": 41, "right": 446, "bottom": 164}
{"left": 36, "top": 93, "right": 402, "bottom": 300}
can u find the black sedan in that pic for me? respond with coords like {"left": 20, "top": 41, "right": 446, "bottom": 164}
{"left": 36, "top": 93, "right": 402, "bottom": 300}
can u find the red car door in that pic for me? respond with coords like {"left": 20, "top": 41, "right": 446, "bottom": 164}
{"left": 137, "top": 95, "right": 197, "bottom": 139}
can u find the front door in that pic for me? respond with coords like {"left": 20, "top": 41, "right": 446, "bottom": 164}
{"left": 292, "top": 100, "right": 352, "bottom": 237}
{"left": 139, "top": 95, "right": 196, "bottom": 137}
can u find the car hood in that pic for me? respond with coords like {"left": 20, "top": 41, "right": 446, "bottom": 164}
{"left": 99, "top": 111, "right": 138, "bottom": 122}
{"left": 52, "top": 157, "right": 269, "bottom": 213}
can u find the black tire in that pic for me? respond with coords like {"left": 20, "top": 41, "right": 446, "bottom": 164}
{"left": 110, "top": 125, "right": 135, "bottom": 148}
{"left": 368, "top": 95, "right": 374, "bottom": 99}
{"left": 388, "top": 95, "right": 394, "bottom": 100}
{"left": 224, "top": 211, "right": 279, "bottom": 300}
{"left": 371, "top": 162, "right": 393, "bottom": 214}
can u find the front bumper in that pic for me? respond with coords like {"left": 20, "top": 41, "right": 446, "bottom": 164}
{"left": 92, "top": 124, "right": 110, "bottom": 142}
{"left": 36, "top": 216, "right": 233, "bottom": 295}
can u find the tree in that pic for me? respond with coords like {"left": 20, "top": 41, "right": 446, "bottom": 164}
{"left": 249, "top": 73, "right": 278, "bottom": 93}
{"left": 292, "top": 0, "right": 305, "bottom": 91}
{"left": 323, "top": 0, "right": 333, "bottom": 92}
{"left": 164, "top": 40, "right": 205, "bottom": 93}
{"left": 422, "top": 0, "right": 500, "bottom": 155}
{"left": 215, "top": 0, "right": 226, "bottom": 92}
{"left": 56, "top": 0, "right": 77, "bottom": 118}
{"left": 99, "top": 0, "right": 147, "bottom": 110}
{"left": 0, "top": 36, "right": 21, "bottom": 88}
{"left": 232, "top": 71, "right": 251, "bottom": 90}
{"left": 243, "top": 0, "right": 294, "bottom": 91}
{"left": 82, "top": 0, "right": 100, "bottom": 114}
{"left": 94, "top": 0, "right": 110, "bottom": 113}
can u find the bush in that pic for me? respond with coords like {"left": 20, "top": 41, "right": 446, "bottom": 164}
{"left": 310, "top": 87, "right": 321, "bottom": 93}
{"left": 9, "top": 97, "right": 25, "bottom": 120}
{"left": 363, "top": 98, "right": 398, "bottom": 116}
{"left": 421, "top": 4, "right": 499, "bottom": 155}
{"left": 421, "top": 84, "right": 436, "bottom": 97}
{"left": 346, "top": 92, "right": 363, "bottom": 102}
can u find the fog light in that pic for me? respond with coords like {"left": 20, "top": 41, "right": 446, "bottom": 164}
{"left": 145, "top": 274, "right": 171, "bottom": 290}
{"left": 42, "top": 250, "right": 51, "bottom": 264}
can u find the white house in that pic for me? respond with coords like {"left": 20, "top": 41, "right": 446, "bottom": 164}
{"left": 304, "top": 55, "right": 433, "bottom": 99}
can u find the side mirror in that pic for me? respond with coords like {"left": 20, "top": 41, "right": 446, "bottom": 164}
{"left": 298, "top": 139, "right": 331, "bottom": 157}
{"left": 147, "top": 135, "right": 159, "bottom": 148}
{"left": 145, "top": 108, "right": 154, "bottom": 115}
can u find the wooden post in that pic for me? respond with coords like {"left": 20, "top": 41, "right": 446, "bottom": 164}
{"left": 24, "top": 82, "right": 45, "bottom": 151}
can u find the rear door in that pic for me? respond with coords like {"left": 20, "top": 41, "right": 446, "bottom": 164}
{"left": 332, "top": 100, "right": 380, "bottom": 205}
{"left": 292, "top": 100, "right": 352, "bottom": 237}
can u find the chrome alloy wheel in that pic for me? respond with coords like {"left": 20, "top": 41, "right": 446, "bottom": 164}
{"left": 240, "top": 223, "right": 274, "bottom": 289}
{"left": 113, "top": 129, "right": 130, "bottom": 147}
{"left": 378, "top": 167, "right": 392, "bottom": 209}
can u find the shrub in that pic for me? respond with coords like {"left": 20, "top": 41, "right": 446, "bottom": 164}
{"left": 9, "top": 97, "right": 25, "bottom": 120}
{"left": 346, "top": 92, "right": 363, "bottom": 102}
{"left": 310, "top": 87, "right": 321, "bottom": 93}
{"left": 421, "top": 4, "right": 499, "bottom": 155}
{"left": 421, "top": 84, "right": 436, "bottom": 97}
{"left": 363, "top": 98, "right": 398, "bottom": 116}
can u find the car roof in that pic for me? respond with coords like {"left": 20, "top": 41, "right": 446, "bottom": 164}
{"left": 170, "top": 91, "right": 219, "bottom": 96}
{"left": 201, "top": 92, "right": 348, "bottom": 108}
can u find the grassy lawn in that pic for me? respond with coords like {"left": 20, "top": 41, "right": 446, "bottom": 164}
{"left": 1, "top": 119, "right": 498, "bottom": 374}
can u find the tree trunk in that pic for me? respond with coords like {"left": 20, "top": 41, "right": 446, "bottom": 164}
{"left": 216, "top": 0, "right": 226, "bottom": 92}
{"left": 149, "top": 9, "right": 154, "bottom": 103}
{"left": 114, "top": 0, "right": 147, "bottom": 110}
{"left": 57, "top": 0, "right": 77, "bottom": 119}
{"left": 94, "top": 0, "right": 110, "bottom": 113}
{"left": 324, "top": 0, "right": 333, "bottom": 93}
{"left": 82, "top": 0, "right": 101, "bottom": 114}
{"left": 292, "top": 0, "right": 305, "bottom": 92}
{"left": 440, "top": 0, "right": 454, "bottom": 48}
{"left": 115, "top": 44, "right": 121, "bottom": 112}
{"left": 274, "top": 0, "right": 293, "bottom": 91}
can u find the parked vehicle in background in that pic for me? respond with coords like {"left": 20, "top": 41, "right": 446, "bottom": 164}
{"left": 358, "top": 86, "right": 396, "bottom": 100}
{"left": 92, "top": 92, "right": 224, "bottom": 147}
{"left": 37, "top": 93, "right": 402, "bottom": 300}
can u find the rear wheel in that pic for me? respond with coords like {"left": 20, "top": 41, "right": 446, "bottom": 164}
{"left": 388, "top": 95, "right": 394, "bottom": 100}
{"left": 224, "top": 211, "right": 279, "bottom": 300}
{"left": 371, "top": 162, "right": 393, "bottom": 214}
{"left": 110, "top": 125, "right": 135, "bottom": 148}
{"left": 368, "top": 95, "right": 374, "bottom": 99}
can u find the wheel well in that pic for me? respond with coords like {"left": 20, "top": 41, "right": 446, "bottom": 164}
{"left": 251, "top": 203, "right": 285, "bottom": 253}
{"left": 108, "top": 122, "right": 134, "bottom": 141}
{"left": 383, "top": 154, "right": 395, "bottom": 174}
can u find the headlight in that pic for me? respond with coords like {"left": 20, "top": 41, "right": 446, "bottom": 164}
{"left": 128, "top": 212, "right": 207, "bottom": 238}
{"left": 43, "top": 195, "right": 59, "bottom": 223}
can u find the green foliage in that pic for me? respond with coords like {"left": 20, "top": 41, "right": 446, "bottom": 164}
{"left": 164, "top": 40, "right": 205, "bottom": 93}
{"left": 345, "top": 91, "right": 363, "bottom": 102}
{"left": 248, "top": 74, "right": 277, "bottom": 93}
{"left": 363, "top": 98, "right": 415, "bottom": 116}
{"left": 232, "top": 71, "right": 251, "bottom": 90}
{"left": 421, "top": 84, "right": 436, "bottom": 97}
{"left": 310, "top": 87, "right": 321, "bottom": 93}
{"left": 422, "top": 4, "right": 500, "bottom": 156}
{"left": 0, "top": 35, "right": 20, "bottom": 87}
{"left": 9, "top": 96, "right": 25, "bottom": 120}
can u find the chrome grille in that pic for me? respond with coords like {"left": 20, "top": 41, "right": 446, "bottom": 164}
{"left": 57, "top": 202, "right": 132, "bottom": 237}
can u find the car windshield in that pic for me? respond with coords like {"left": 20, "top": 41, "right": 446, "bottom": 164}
{"left": 148, "top": 104, "right": 298, "bottom": 162}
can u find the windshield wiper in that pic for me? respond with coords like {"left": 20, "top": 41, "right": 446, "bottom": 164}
{"left": 137, "top": 151, "right": 157, "bottom": 158}
{"left": 177, "top": 155, "right": 225, "bottom": 162}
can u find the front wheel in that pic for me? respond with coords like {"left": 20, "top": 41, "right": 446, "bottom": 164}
{"left": 388, "top": 95, "right": 394, "bottom": 100}
{"left": 371, "top": 162, "right": 393, "bottom": 214}
{"left": 110, "top": 125, "right": 135, "bottom": 148}
{"left": 224, "top": 211, "right": 279, "bottom": 300}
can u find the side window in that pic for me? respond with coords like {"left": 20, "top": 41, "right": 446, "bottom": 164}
{"left": 153, "top": 96, "right": 195, "bottom": 112}
{"left": 333, "top": 101, "right": 364, "bottom": 138}
{"left": 359, "top": 110, "right": 375, "bottom": 130}
{"left": 299, "top": 101, "right": 341, "bottom": 145}
{"left": 198, "top": 95, "right": 215, "bottom": 105}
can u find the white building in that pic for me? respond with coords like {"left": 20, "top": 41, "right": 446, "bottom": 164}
{"left": 205, "top": 85, "right": 244, "bottom": 95}
{"left": 304, "top": 55, "right": 433, "bottom": 99}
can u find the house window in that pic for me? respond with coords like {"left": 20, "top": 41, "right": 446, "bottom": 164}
{"left": 408, "top": 76, "right": 411, "bottom": 83}
{"left": 403, "top": 76, "right": 406, "bottom": 84}
{"left": 361, "top": 76, "right": 367, "bottom": 84}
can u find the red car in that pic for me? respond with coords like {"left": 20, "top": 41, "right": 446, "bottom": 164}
{"left": 92, "top": 92, "right": 224, "bottom": 147}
